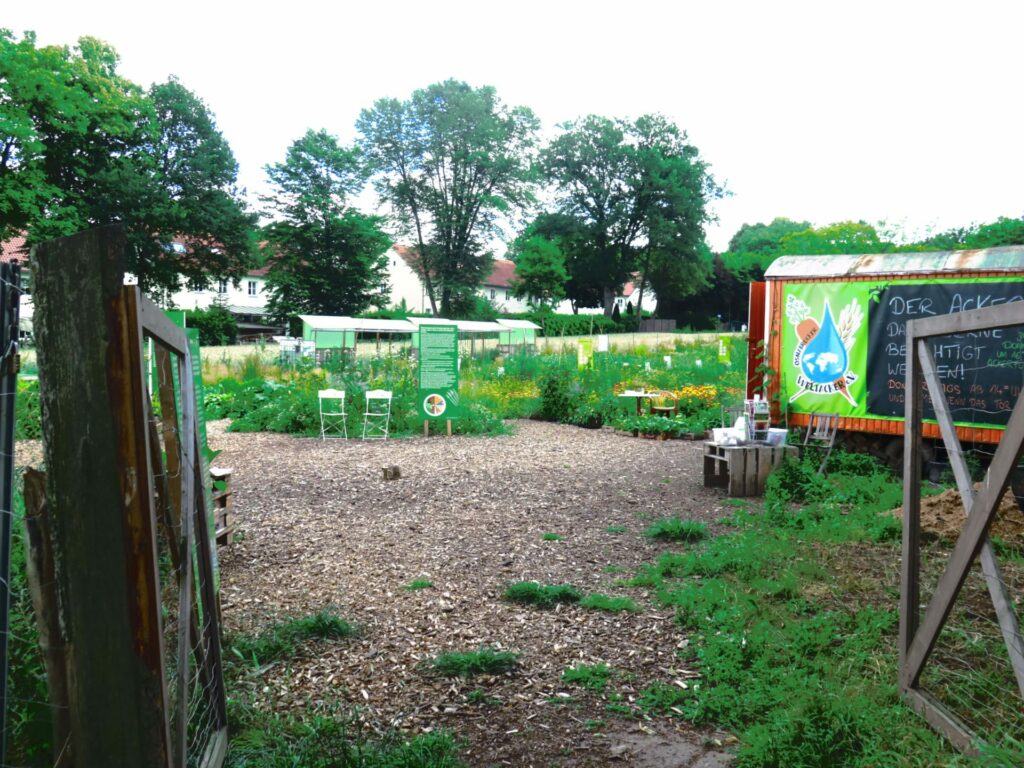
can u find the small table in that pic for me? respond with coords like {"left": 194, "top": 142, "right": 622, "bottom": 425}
{"left": 703, "top": 441, "right": 798, "bottom": 497}
{"left": 618, "top": 389, "right": 654, "bottom": 416}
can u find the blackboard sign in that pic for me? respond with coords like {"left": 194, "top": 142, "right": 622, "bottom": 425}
{"left": 866, "top": 281, "right": 1024, "bottom": 425}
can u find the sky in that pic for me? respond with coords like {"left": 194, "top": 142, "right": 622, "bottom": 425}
{"left": 6, "top": 1, "right": 1024, "bottom": 252}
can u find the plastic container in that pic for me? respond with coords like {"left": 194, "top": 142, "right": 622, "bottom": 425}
{"left": 766, "top": 428, "right": 788, "bottom": 446}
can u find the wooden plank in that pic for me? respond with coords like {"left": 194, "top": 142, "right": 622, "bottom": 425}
{"left": 903, "top": 373, "right": 1024, "bottom": 687}
{"left": 33, "top": 227, "right": 172, "bottom": 767}
{"left": 756, "top": 447, "right": 773, "bottom": 494}
{"left": 911, "top": 300, "right": 1024, "bottom": 338}
{"left": 139, "top": 293, "right": 189, "bottom": 356}
{"left": 899, "top": 324, "right": 923, "bottom": 689}
{"left": 156, "top": 347, "right": 183, "bottom": 541}
{"left": 902, "top": 688, "right": 977, "bottom": 754}
{"left": 919, "top": 340, "right": 1024, "bottom": 696}
{"left": 199, "top": 727, "right": 228, "bottom": 768}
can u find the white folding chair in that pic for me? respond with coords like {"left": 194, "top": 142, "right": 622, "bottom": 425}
{"left": 362, "top": 389, "right": 392, "bottom": 440}
{"left": 318, "top": 389, "right": 347, "bottom": 440}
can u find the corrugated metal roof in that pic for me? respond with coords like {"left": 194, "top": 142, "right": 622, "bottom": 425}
{"left": 298, "top": 315, "right": 417, "bottom": 333}
{"left": 403, "top": 317, "right": 504, "bottom": 333}
{"left": 764, "top": 246, "right": 1024, "bottom": 279}
{"left": 496, "top": 318, "right": 541, "bottom": 330}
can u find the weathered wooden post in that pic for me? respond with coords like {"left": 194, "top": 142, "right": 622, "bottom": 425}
{"left": 33, "top": 226, "right": 171, "bottom": 767}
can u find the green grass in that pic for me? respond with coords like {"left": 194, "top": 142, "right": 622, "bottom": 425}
{"left": 562, "top": 662, "right": 614, "bottom": 692}
{"left": 228, "top": 611, "right": 356, "bottom": 666}
{"left": 644, "top": 518, "right": 708, "bottom": 542}
{"left": 430, "top": 648, "right": 520, "bottom": 677}
{"left": 405, "top": 578, "right": 433, "bottom": 591}
{"left": 605, "top": 525, "right": 627, "bottom": 534}
{"left": 541, "top": 532, "right": 563, "bottom": 541}
{"left": 602, "top": 564, "right": 626, "bottom": 574}
{"left": 503, "top": 581, "right": 581, "bottom": 607}
{"left": 226, "top": 703, "right": 464, "bottom": 767}
{"left": 579, "top": 594, "right": 640, "bottom": 613}
{"left": 625, "top": 451, "right": 1000, "bottom": 767}
{"left": 466, "top": 689, "right": 501, "bottom": 706}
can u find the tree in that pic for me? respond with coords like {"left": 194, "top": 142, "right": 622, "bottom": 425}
{"left": 516, "top": 212, "right": 602, "bottom": 313}
{"left": 779, "top": 220, "right": 892, "bottom": 255}
{"left": 262, "top": 129, "right": 391, "bottom": 322}
{"left": 357, "top": 80, "right": 540, "bottom": 316}
{"left": 727, "top": 217, "right": 811, "bottom": 258}
{"left": 186, "top": 304, "right": 237, "bottom": 346}
{"left": 508, "top": 235, "right": 568, "bottom": 308}
{"left": 542, "top": 114, "right": 720, "bottom": 316}
{"left": 0, "top": 31, "right": 255, "bottom": 292}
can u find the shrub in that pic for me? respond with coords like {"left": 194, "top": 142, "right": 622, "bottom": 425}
{"left": 15, "top": 379, "right": 41, "bottom": 439}
{"left": 187, "top": 304, "right": 238, "bottom": 346}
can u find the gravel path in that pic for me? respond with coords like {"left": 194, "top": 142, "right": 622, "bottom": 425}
{"left": 214, "top": 420, "right": 737, "bottom": 766}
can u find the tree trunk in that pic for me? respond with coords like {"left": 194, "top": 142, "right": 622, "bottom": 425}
{"left": 602, "top": 285, "right": 616, "bottom": 317}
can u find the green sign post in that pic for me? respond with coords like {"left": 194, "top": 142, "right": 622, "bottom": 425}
{"left": 418, "top": 325, "right": 460, "bottom": 430}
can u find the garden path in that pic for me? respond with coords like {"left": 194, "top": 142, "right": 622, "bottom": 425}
{"left": 215, "top": 420, "right": 736, "bottom": 766}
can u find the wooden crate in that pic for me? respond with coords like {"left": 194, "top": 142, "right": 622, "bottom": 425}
{"left": 703, "top": 442, "right": 798, "bottom": 497}
{"left": 210, "top": 467, "right": 234, "bottom": 547}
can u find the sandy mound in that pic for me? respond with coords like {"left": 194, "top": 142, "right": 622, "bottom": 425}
{"left": 890, "top": 485, "right": 1024, "bottom": 548}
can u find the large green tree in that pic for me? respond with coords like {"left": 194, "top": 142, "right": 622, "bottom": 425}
{"left": 779, "top": 220, "right": 891, "bottom": 255}
{"left": 542, "top": 114, "right": 720, "bottom": 316}
{"left": 507, "top": 234, "right": 568, "bottom": 308}
{"left": 356, "top": 80, "right": 540, "bottom": 316}
{"left": 262, "top": 129, "right": 391, "bottom": 323}
{"left": 0, "top": 31, "right": 254, "bottom": 292}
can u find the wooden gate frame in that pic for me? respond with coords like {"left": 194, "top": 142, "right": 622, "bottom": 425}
{"left": 900, "top": 300, "right": 1024, "bottom": 750}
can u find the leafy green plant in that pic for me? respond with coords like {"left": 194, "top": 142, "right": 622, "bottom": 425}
{"left": 429, "top": 648, "right": 519, "bottom": 677}
{"left": 540, "top": 532, "right": 563, "bottom": 541}
{"left": 405, "top": 578, "right": 433, "bottom": 591}
{"left": 579, "top": 594, "right": 640, "bottom": 613}
{"left": 503, "top": 581, "right": 581, "bottom": 607}
{"left": 605, "top": 525, "right": 626, "bottom": 534}
{"left": 644, "top": 518, "right": 708, "bottom": 542}
{"left": 562, "top": 662, "right": 614, "bottom": 692}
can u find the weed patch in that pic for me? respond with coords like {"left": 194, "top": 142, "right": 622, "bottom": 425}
{"left": 540, "top": 532, "right": 563, "bottom": 541}
{"left": 228, "top": 611, "right": 356, "bottom": 666}
{"left": 644, "top": 518, "right": 708, "bottom": 542}
{"left": 430, "top": 648, "right": 519, "bottom": 677}
{"left": 405, "top": 578, "right": 433, "bottom": 591}
{"left": 562, "top": 663, "right": 614, "bottom": 692}
{"left": 579, "top": 594, "right": 640, "bottom": 613}
{"left": 503, "top": 581, "right": 581, "bottom": 608}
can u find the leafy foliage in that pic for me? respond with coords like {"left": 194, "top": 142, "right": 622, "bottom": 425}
{"left": 262, "top": 129, "right": 391, "bottom": 322}
{"left": 579, "top": 594, "right": 640, "bottom": 613}
{"left": 186, "top": 304, "right": 238, "bottom": 346}
{"left": 562, "top": 663, "right": 614, "bottom": 692}
{"left": 357, "top": 80, "right": 540, "bottom": 316}
{"left": 644, "top": 518, "right": 708, "bottom": 542}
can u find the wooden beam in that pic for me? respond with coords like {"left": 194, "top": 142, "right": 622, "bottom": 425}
{"left": 918, "top": 341, "right": 1024, "bottom": 696}
{"left": 899, "top": 323, "right": 923, "bottom": 688}
{"left": 33, "top": 226, "right": 172, "bottom": 767}
{"left": 902, "top": 688, "right": 978, "bottom": 754}
{"left": 139, "top": 293, "right": 189, "bottom": 356}
{"left": 911, "top": 300, "right": 1024, "bottom": 338}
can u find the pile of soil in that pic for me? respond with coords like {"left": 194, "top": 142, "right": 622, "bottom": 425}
{"left": 889, "top": 485, "right": 1024, "bottom": 548}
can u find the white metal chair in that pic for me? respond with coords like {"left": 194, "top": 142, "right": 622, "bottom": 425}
{"left": 362, "top": 389, "right": 392, "bottom": 440}
{"left": 318, "top": 389, "right": 347, "bottom": 440}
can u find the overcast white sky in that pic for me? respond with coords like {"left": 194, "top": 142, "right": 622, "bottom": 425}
{"left": 7, "top": 1, "right": 1023, "bottom": 252}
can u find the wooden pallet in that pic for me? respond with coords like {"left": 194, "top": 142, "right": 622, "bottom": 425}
{"left": 703, "top": 442, "right": 797, "bottom": 497}
{"left": 211, "top": 467, "right": 234, "bottom": 546}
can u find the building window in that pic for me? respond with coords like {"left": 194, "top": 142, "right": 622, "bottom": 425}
{"left": 489, "top": 288, "right": 496, "bottom": 300}
{"left": 248, "top": 280, "right": 257, "bottom": 296}
{"left": 218, "top": 279, "right": 228, "bottom": 294}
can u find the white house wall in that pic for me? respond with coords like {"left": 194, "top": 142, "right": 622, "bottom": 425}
{"left": 168, "top": 274, "right": 269, "bottom": 312}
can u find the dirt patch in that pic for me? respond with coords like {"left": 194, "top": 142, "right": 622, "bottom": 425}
{"left": 888, "top": 485, "right": 1024, "bottom": 548}
{"left": 213, "top": 419, "right": 736, "bottom": 766}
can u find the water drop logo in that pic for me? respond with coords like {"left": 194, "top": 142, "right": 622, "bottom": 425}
{"left": 786, "top": 294, "right": 862, "bottom": 406}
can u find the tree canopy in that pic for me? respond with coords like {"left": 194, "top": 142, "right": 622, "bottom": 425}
{"left": 261, "top": 129, "right": 391, "bottom": 323}
{"left": 540, "top": 114, "right": 720, "bottom": 316}
{"left": 507, "top": 234, "right": 568, "bottom": 308}
{"left": 356, "top": 80, "right": 540, "bottom": 316}
{"left": 0, "top": 30, "right": 254, "bottom": 293}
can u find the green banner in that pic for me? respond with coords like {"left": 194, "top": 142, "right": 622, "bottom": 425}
{"left": 418, "top": 325, "right": 460, "bottom": 419}
{"left": 780, "top": 277, "right": 1024, "bottom": 428}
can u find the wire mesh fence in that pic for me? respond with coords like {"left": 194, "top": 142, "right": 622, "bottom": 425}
{"left": 901, "top": 308, "right": 1024, "bottom": 756}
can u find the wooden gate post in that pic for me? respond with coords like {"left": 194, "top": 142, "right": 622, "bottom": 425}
{"left": 33, "top": 226, "right": 171, "bottom": 767}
